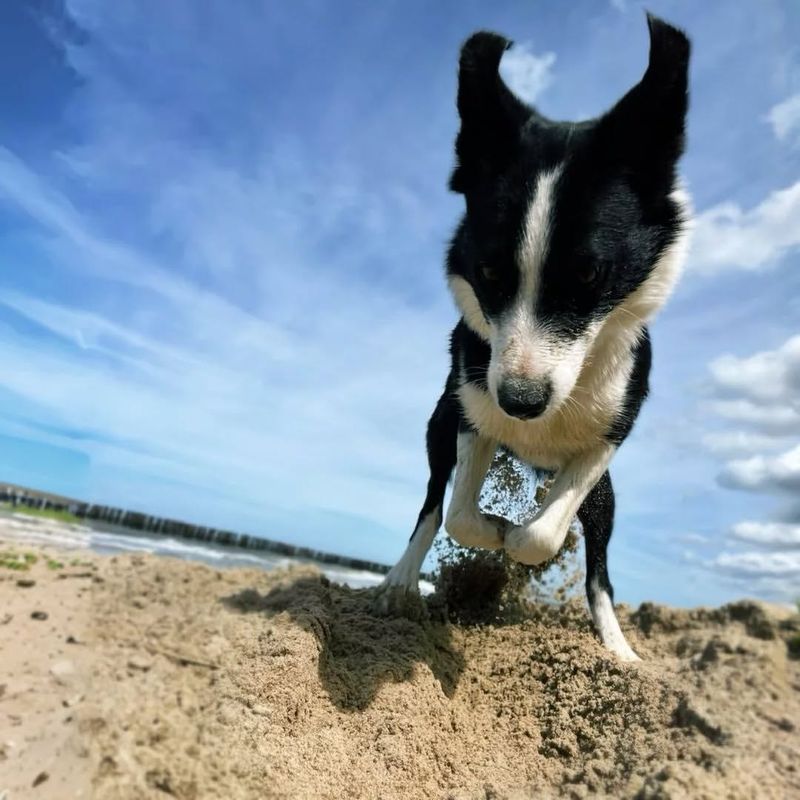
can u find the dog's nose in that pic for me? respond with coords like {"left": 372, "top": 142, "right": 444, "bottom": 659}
{"left": 497, "top": 377, "right": 552, "bottom": 420}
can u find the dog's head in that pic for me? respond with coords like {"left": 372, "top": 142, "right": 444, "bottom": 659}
{"left": 447, "top": 14, "right": 691, "bottom": 421}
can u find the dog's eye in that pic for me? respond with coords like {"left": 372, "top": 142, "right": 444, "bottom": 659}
{"left": 577, "top": 262, "right": 601, "bottom": 285}
{"left": 480, "top": 264, "right": 499, "bottom": 283}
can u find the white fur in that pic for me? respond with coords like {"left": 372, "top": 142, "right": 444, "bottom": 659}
{"left": 589, "top": 577, "right": 640, "bottom": 661}
{"left": 448, "top": 275, "right": 492, "bottom": 340}
{"left": 381, "top": 509, "right": 441, "bottom": 593}
{"left": 504, "top": 443, "right": 614, "bottom": 564}
{"left": 517, "top": 167, "right": 562, "bottom": 298}
{"left": 444, "top": 432, "right": 505, "bottom": 549}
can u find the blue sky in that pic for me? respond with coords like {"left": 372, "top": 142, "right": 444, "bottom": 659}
{"left": 0, "top": 0, "right": 798, "bottom": 606}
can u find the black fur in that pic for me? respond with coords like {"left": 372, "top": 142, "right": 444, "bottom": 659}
{"left": 411, "top": 378, "right": 460, "bottom": 534}
{"left": 607, "top": 329, "right": 653, "bottom": 445}
{"left": 578, "top": 470, "right": 616, "bottom": 600}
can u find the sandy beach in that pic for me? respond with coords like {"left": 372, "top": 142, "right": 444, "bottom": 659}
{"left": 1, "top": 524, "right": 799, "bottom": 799}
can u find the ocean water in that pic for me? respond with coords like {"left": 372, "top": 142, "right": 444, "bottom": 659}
{"left": 0, "top": 510, "right": 434, "bottom": 593}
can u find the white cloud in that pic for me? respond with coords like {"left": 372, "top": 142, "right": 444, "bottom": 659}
{"left": 713, "top": 550, "right": 800, "bottom": 577}
{"left": 705, "top": 336, "right": 800, "bottom": 461}
{"left": 709, "top": 337, "right": 800, "bottom": 492}
{"left": 689, "top": 180, "right": 800, "bottom": 274}
{"left": 677, "top": 532, "right": 711, "bottom": 545}
{"left": 731, "top": 521, "right": 800, "bottom": 547}
{"left": 766, "top": 92, "right": 800, "bottom": 144}
{"left": 719, "top": 443, "right": 800, "bottom": 493}
{"left": 702, "top": 430, "right": 788, "bottom": 457}
{"left": 702, "top": 334, "right": 800, "bottom": 598}
{"left": 500, "top": 44, "right": 556, "bottom": 104}
{"left": 708, "top": 400, "right": 800, "bottom": 437}
{"left": 709, "top": 335, "right": 800, "bottom": 406}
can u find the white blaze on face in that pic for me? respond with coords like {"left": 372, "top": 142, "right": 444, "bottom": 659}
{"left": 486, "top": 165, "right": 588, "bottom": 412}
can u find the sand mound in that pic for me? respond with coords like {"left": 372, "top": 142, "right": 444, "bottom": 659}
{"left": 2, "top": 548, "right": 799, "bottom": 799}
{"left": 80, "top": 555, "right": 800, "bottom": 799}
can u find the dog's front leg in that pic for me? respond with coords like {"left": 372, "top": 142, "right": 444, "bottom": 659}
{"left": 444, "top": 432, "right": 506, "bottom": 550}
{"left": 505, "top": 444, "right": 615, "bottom": 565}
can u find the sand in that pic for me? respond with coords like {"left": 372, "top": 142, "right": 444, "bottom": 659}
{"left": 0, "top": 550, "right": 94, "bottom": 798}
{"left": 1, "top": 540, "right": 798, "bottom": 800}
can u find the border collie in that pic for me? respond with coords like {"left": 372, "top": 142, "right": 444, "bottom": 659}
{"left": 379, "top": 15, "right": 691, "bottom": 661}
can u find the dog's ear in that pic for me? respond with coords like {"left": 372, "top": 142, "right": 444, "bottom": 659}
{"left": 450, "top": 32, "right": 531, "bottom": 195}
{"left": 597, "top": 14, "right": 690, "bottom": 180}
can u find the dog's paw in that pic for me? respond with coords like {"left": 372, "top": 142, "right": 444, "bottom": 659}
{"left": 603, "top": 638, "right": 641, "bottom": 662}
{"left": 613, "top": 644, "right": 642, "bottom": 663}
{"left": 596, "top": 621, "right": 642, "bottom": 662}
{"left": 372, "top": 565, "right": 428, "bottom": 620}
{"left": 504, "top": 520, "right": 563, "bottom": 565}
{"left": 445, "top": 511, "right": 508, "bottom": 550}
{"left": 371, "top": 583, "right": 427, "bottom": 620}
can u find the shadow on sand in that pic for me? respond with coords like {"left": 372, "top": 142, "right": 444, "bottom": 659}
{"left": 221, "top": 574, "right": 464, "bottom": 711}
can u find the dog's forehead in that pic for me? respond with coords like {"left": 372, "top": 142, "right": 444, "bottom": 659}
{"left": 515, "top": 134, "right": 642, "bottom": 258}
{"left": 498, "top": 126, "right": 598, "bottom": 220}
{"left": 515, "top": 164, "right": 562, "bottom": 281}
{"left": 473, "top": 121, "right": 653, "bottom": 292}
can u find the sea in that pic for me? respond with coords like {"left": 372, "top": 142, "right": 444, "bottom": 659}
{"left": 0, "top": 510, "right": 434, "bottom": 593}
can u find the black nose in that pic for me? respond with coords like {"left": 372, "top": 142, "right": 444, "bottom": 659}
{"left": 497, "top": 377, "right": 552, "bottom": 420}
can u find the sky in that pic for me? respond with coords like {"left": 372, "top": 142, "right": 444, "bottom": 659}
{"left": 0, "top": 0, "right": 798, "bottom": 607}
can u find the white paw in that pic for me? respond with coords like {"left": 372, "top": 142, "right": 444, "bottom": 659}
{"left": 381, "top": 562, "right": 418, "bottom": 592}
{"left": 504, "top": 520, "right": 563, "bottom": 565}
{"left": 589, "top": 583, "right": 641, "bottom": 662}
{"left": 373, "top": 565, "right": 429, "bottom": 619}
{"left": 607, "top": 641, "right": 641, "bottom": 662}
{"left": 445, "top": 511, "right": 508, "bottom": 550}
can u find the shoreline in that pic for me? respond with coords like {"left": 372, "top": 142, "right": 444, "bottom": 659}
{"left": 1, "top": 482, "right": 401, "bottom": 578}
{"left": 0, "top": 512, "right": 434, "bottom": 593}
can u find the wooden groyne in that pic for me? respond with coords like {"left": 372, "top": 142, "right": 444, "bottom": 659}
{"left": 0, "top": 483, "right": 392, "bottom": 576}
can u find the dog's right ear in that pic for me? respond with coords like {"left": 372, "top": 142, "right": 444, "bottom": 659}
{"left": 450, "top": 32, "right": 531, "bottom": 195}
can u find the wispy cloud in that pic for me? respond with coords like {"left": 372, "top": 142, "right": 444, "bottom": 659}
{"left": 702, "top": 431, "right": 788, "bottom": 457}
{"left": 708, "top": 400, "right": 800, "bottom": 437}
{"left": 766, "top": 92, "right": 800, "bottom": 144}
{"left": 712, "top": 550, "right": 800, "bottom": 577}
{"left": 0, "top": 81, "right": 456, "bottom": 561}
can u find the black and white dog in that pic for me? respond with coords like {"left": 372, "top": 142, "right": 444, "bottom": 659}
{"left": 380, "top": 15, "right": 691, "bottom": 661}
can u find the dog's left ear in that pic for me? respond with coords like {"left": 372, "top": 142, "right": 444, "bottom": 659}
{"left": 598, "top": 14, "right": 691, "bottom": 179}
{"left": 450, "top": 31, "right": 532, "bottom": 195}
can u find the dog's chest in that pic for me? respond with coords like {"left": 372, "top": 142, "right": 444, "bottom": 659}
{"left": 458, "top": 378, "right": 626, "bottom": 469}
